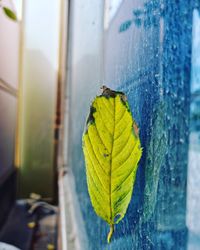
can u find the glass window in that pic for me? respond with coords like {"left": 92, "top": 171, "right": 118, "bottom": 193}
{"left": 65, "top": 1, "right": 200, "bottom": 249}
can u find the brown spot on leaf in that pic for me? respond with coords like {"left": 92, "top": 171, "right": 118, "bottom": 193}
{"left": 133, "top": 122, "right": 139, "bottom": 137}
{"left": 103, "top": 153, "right": 109, "bottom": 157}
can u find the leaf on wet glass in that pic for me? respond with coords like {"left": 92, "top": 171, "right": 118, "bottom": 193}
{"left": 82, "top": 86, "right": 142, "bottom": 243}
{"left": 3, "top": 7, "right": 17, "bottom": 21}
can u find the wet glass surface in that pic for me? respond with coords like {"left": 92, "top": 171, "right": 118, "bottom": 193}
{"left": 66, "top": 1, "right": 200, "bottom": 249}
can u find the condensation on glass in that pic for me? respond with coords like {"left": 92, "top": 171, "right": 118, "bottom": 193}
{"left": 66, "top": 1, "right": 200, "bottom": 249}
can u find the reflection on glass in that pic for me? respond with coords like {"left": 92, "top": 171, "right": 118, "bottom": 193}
{"left": 187, "top": 9, "right": 200, "bottom": 250}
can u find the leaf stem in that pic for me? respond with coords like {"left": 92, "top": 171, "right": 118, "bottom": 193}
{"left": 107, "top": 224, "right": 114, "bottom": 243}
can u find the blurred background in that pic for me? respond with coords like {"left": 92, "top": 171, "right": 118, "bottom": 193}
{"left": 0, "top": 0, "right": 200, "bottom": 250}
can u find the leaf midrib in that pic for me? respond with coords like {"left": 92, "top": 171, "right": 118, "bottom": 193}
{"left": 109, "top": 97, "right": 116, "bottom": 223}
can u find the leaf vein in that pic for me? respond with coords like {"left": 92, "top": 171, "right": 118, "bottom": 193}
{"left": 87, "top": 133, "right": 108, "bottom": 177}
{"left": 113, "top": 166, "right": 136, "bottom": 194}
{"left": 95, "top": 102, "right": 113, "bottom": 135}
{"left": 85, "top": 144, "right": 109, "bottom": 195}
{"left": 87, "top": 168, "right": 109, "bottom": 205}
{"left": 94, "top": 124, "right": 109, "bottom": 153}
{"left": 102, "top": 97, "right": 114, "bottom": 117}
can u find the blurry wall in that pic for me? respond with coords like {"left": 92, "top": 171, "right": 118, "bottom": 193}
{"left": 18, "top": 0, "right": 61, "bottom": 200}
{"left": 0, "top": 0, "right": 19, "bottom": 176}
{"left": 0, "top": 0, "right": 20, "bottom": 228}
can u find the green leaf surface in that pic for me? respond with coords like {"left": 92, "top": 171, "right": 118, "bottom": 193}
{"left": 3, "top": 7, "right": 17, "bottom": 21}
{"left": 82, "top": 86, "right": 142, "bottom": 243}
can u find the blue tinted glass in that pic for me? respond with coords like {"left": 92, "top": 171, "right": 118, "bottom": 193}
{"left": 66, "top": 1, "right": 200, "bottom": 249}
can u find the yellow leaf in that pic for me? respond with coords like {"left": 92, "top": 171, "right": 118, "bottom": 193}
{"left": 47, "top": 244, "right": 55, "bottom": 250}
{"left": 82, "top": 86, "right": 142, "bottom": 243}
{"left": 27, "top": 222, "right": 36, "bottom": 229}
